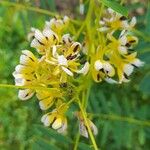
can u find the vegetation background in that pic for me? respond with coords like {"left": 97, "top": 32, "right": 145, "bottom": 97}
{"left": 0, "top": 0, "right": 149, "bottom": 150}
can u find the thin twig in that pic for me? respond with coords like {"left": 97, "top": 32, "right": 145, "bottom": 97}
{"left": 0, "top": 1, "right": 80, "bottom": 25}
{"left": 0, "top": 84, "right": 59, "bottom": 92}
{"left": 78, "top": 101, "right": 99, "bottom": 150}
{"left": 73, "top": 133, "right": 80, "bottom": 150}
{"left": 91, "top": 113, "right": 150, "bottom": 127}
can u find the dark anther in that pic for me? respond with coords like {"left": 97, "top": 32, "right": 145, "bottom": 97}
{"left": 23, "top": 54, "right": 34, "bottom": 62}
{"left": 97, "top": 74, "right": 100, "bottom": 81}
{"left": 45, "top": 36, "right": 48, "bottom": 40}
{"left": 66, "top": 54, "right": 77, "bottom": 60}
{"left": 124, "top": 73, "right": 129, "bottom": 79}
{"left": 68, "top": 38, "right": 72, "bottom": 43}
{"left": 73, "top": 44, "right": 79, "bottom": 52}
{"left": 120, "top": 16, "right": 127, "bottom": 20}
{"left": 100, "top": 68, "right": 105, "bottom": 73}
{"left": 131, "top": 64, "right": 138, "bottom": 68}
{"left": 50, "top": 117, "right": 57, "bottom": 127}
{"left": 129, "top": 40, "right": 136, "bottom": 43}
{"left": 62, "top": 39, "right": 66, "bottom": 44}
{"left": 38, "top": 40, "right": 45, "bottom": 46}
{"left": 26, "top": 79, "right": 31, "bottom": 81}
{"left": 125, "top": 43, "right": 131, "bottom": 47}
{"left": 53, "top": 34, "right": 57, "bottom": 41}
{"left": 24, "top": 93, "right": 29, "bottom": 98}
{"left": 66, "top": 54, "right": 72, "bottom": 60}
{"left": 105, "top": 70, "right": 109, "bottom": 74}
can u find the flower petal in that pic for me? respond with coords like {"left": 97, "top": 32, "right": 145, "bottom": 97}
{"left": 57, "top": 118, "right": 67, "bottom": 133}
{"left": 123, "top": 64, "right": 134, "bottom": 76}
{"left": 79, "top": 121, "right": 88, "bottom": 138}
{"left": 52, "top": 118, "right": 62, "bottom": 130}
{"left": 89, "top": 120, "right": 98, "bottom": 136}
{"left": 58, "top": 55, "right": 68, "bottom": 66}
{"left": 132, "top": 59, "right": 144, "bottom": 67}
{"left": 61, "top": 66, "right": 73, "bottom": 76}
{"left": 78, "top": 62, "right": 89, "bottom": 75}
{"left": 105, "top": 77, "right": 118, "bottom": 84}
{"left": 94, "top": 60, "right": 103, "bottom": 71}
{"left": 18, "top": 89, "right": 34, "bottom": 100}
{"left": 39, "top": 97, "right": 54, "bottom": 110}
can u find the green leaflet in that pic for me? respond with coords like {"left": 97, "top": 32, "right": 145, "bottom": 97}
{"left": 139, "top": 74, "right": 150, "bottom": 94}
{"left": 78, "top": 142, "right": 93, "bottom": 150}
{"left": 34, "top": 125, "right": 72, "bottom": 144}
{"left": 101, "top": 0, "right": 128, "bottom": 17}
{"left": 32, "top": 138, "right": 60, "bottom": 150}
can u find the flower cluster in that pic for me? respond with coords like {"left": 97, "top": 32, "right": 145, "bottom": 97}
{"left": 92, "top": 8, "right": 144, "bottom": 84}
{"left": 13, "top": 8, "right": 144, "bottom": 138}
{"left": 13, "top": 16, "right": 91, "bottom": 135}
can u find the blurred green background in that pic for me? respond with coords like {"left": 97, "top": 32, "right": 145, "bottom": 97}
{"left": 0, "top": 0, "right": 149, "bottom": 150}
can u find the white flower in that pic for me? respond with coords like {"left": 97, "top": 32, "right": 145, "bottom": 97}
{"left": 77, "top": 62, "right": 90, "bottom": 75}
{"left": 41, "top": 112, "right": 67, "bottom": 133}
{"left": 20, "top": 50, "right": 37, "bottom": 65}
{"left": 103, "top": 62, "right": 115, "bottom": 77}
{"left": 62, "top": 34, "right": 72, "bottom": 45}
{"left": 94, "top": 60, "right": 115, "bottom": 77}
{"left": 76, "top": 112, "right": 98, "bottom": 138}
{"left": 98, "top": 8, "right": 137, "bottom": 33}
{"left": 31, "top": 29, "right": 58, "bottom": 54}
{"left": 45, "top": 16, "right": 69, "bottom": 32}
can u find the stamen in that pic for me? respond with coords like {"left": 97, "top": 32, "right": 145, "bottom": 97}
{"left": 37, "top": 40, "right": 45, "bottom": 46}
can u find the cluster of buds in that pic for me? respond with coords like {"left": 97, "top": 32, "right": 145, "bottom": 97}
{"left": 92, "top": 8, "right": 144, "bottom": 84}
{"left": 13, "top": 8, "right": 144, "bottom": 137}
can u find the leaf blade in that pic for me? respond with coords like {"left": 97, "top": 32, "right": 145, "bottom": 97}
{"left": 101, "top": 0, "right": 128, "bottom": 17}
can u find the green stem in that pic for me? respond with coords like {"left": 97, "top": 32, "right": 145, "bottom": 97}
{"left": 78, "top": 101, "right": 99, "bottom": 150}
{"left": 73, "top": 133, "right": 80, "bottom": 150}
{"left": 74, "top": 21, "right": 86, "bottom": 40}
{"left": 0, "top": 0, "right": 80, "bottom": 25}
{"left": 75, "top": 0, "right": 94, "bottom": 40}
{"left": 83, "top": 77, "right": 92, "bottom": 109}
{"left": 132, "top": 29, "right": 150, "bottom": 42}
{"left": 0, "top": 84, "right": 59, "bottom": 92}
{"left": 91, "top": 113, "right": 150, "bottom": 127}
{"left": 67, "top": 98, "right": 76, "bottom": 105}
{"left": 120, "top": 0, "right": 126, "bottom": 5}
{"left": 0, "top": 1, "right": 56, "bottom": 16}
